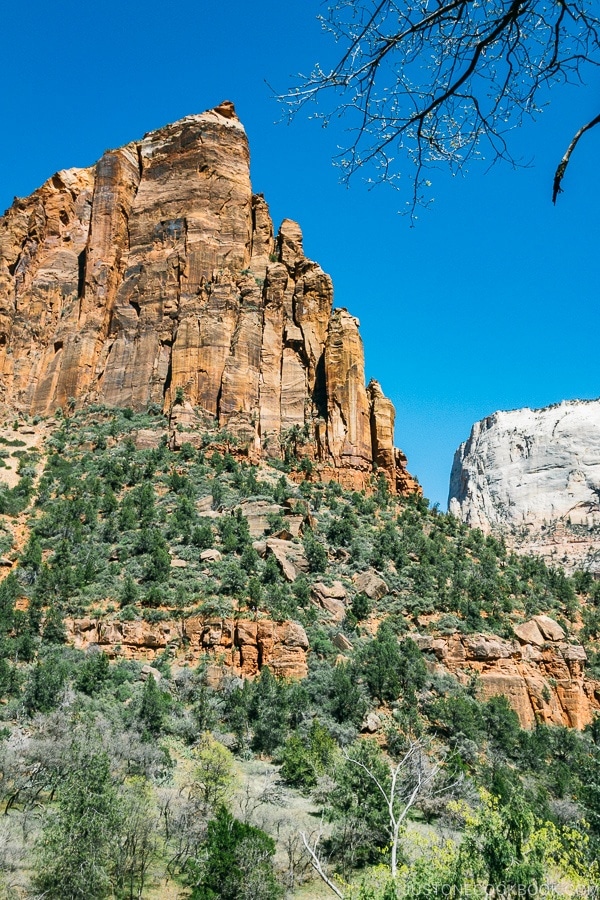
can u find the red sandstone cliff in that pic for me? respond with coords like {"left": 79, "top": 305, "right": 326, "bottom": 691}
{"left": 0, "top": 102, "right": 418, "bottom": 495}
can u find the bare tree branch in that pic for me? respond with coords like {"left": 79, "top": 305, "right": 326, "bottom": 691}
{"left": 299, "top": 829, "right": 345, "bottom": 899}
{"left": 341, "top": 740, "right": 441, "bottom": 877}
{"left": 279, "top": 0, "right": 600, "bottom": 216}
{"left": 553, "top": 110, "right": 600, "bottom": 202}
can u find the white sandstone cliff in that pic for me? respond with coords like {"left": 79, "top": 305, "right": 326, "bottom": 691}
{"left": 448, "top": 399, "right": 600, "bottom": 571}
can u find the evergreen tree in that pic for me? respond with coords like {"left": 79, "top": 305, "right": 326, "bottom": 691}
{"left": 186, "top": 805, "right": 281, "bottom": 900}
{"left": 34, "top": 749, "right": 120, "bottom": 900}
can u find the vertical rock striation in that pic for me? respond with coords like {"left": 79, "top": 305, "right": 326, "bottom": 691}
{"left": 0, "top": 102, "right": 419, "bottom": 495}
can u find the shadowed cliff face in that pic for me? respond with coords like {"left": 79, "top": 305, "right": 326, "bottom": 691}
{"left": 0, "top": 102, "right": 418, "bottom": 495}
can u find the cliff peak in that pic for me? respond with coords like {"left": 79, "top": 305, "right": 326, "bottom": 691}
{"left": 0, "top": 105, "right": 419, "bottom": 495}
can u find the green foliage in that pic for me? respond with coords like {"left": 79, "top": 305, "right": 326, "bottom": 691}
{"left": 428, "top": 692, "right": 486, "bottom": 744}
{"left": 191, "top": 733, "right": 237, "bottom": 807}
{"left": 34, "top": 748, "right": 120, "bottom": 899}
{"left": 303, "top": 529, "right": 327, "bottom": 573}
{"left": 327, "top": 504, "right": 359, "bottom": 547}
{"left": 247, "top": 576, "right": 263, "bottom": 611}
{"left": 76, "top": 651, "right": 110, "bottom": 696}
{"left": 0, "top": 411, "right": 599, "bottom": 893}
{"left": 327, "top": 661, "right": 368, "bottom": 726}
{"left": 483, "top": 694, "right": 523, "bottom": 757}
{"left": 351, "top": 592, "right": 371, "bottom": 621}
{"left": 142, "top": 533, "right": 171, "bottom": 583}
{"left": 292, "top": 574, "right": 310, "bottom": 606}
{"left": 356, "top": 624, "right": 426, "bottom": 705}
{"left": 24, "top": 652, "right": 69, "bottom": 714}
{"left": 218, "top": 510, "right": 251, "bottom": 553}
{"left": 457, "top": 790, "right": 549, "bottom": 897}
{"left": 261, "top": 553, "right": 281, "bottom": 585}
{"left": 41, "top": 606, "right": 67, "bottom": 644}
{"left": 220, "top": 560, "right": 247, "bottom": 596}
{"left": 249, "top": 667, "right": 289, "bottom": 754}
{"left": 186, "top": 805, "right": 281, "bottom": 900}
{"left": 192, "top": 521, "right": 214, "bottom": 549}
{"left": 327, "top": 740, "right": 393, "bottom": 871}
{"left": 279, "top": 719, "right": 336, "bottom": 789}
{"left": 138, "top": 673, "right": 169, "bottom": 735}
{"left": 120, "top": 574, "right": 139, "bottom": 607}
{"left": 0, "top": 475, "right": 34, "bottom": 516}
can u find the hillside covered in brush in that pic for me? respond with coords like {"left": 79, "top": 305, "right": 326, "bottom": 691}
{"left": 0, "top": 406, "right": 599, "bottom": 898}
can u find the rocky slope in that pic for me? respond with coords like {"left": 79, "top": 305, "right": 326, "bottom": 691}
{"left": 0, "top": 101, "right": 418, "bottom": 495}
{"left": 448, "top": 399, "right": 600, "bottom": 571}
{"left": 418, "top": 615, "right": 598, "bottom": 729}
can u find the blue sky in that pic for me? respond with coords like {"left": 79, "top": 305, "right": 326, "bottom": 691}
{"left": 2, "top": 1, "right": 599, "bottom": 506}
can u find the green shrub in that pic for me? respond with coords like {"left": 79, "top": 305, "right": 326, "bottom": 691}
{"left": 185, "top": 806, "right": 281, "bottom": 900}
{"left": 303, "top": 529, "right": 327, "bottom": 573}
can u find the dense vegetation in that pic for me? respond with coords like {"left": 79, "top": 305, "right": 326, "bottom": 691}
{"left": 0, "top": 406, "right": 599, "bottom": 898}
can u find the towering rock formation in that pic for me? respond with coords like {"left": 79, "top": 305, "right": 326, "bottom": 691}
{"left": 449, "top": 399, "right": 600, "bottom": 571}
{"left": 0, "top": 102, "right": 418, "bottom": 495}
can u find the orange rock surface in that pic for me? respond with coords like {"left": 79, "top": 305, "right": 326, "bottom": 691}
{"left": 0, "top": 102, "right": 418, "bottom": 496}
{"left": 418, "top": 616, "right": 600, "bottom": 729}
{"left": 66, "top": 615, "right": 309, "bottom": 679}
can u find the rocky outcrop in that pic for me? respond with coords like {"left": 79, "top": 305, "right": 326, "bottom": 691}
{"left": 66, "top": 615, "right": 309, "bottom": 679}
{"left": 311, "top": 581, "right": 347, "bottom": 621}
{"left": 352, "top": 569, "right": 389, "bottom": 601}
{"left": 448, "top": 400, "right": 600, "bottom": 571}
{"left": 66, "top": 608, "right": 600, "bottom": 725}
{"left": 417, "top": 616, "right": 600, "bottom": 729}
{"left": 0, "top": 102, "right": 418, "bottom": 496}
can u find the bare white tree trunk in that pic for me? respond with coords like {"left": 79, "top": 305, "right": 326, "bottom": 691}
{"left": 341, "top": 741, "right": 441, "bottom": 879}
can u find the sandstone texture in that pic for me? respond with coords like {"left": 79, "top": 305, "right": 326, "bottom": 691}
{"left": 311, "top": 581, "right": 347, "bottom": 621}
{"left": 448, "top": 399, "right": 600, "bottom": 571}
{"left": 418, "top": 615, "right": 600, "bottom": 729}
{"left": 0, "top": 102, "right": 418, "bottom": 496}
{"left": 66, "top": 615, "right": 309, "bottom": 679}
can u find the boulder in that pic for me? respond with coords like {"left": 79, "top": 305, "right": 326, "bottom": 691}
{"left": 533, "top": 615, "right": 565, "bottom": 642}
{"left": 352, "top": 569, "right": 389, "bottom": 601}
{"left": 236, "top": 500, "right": 284, "bottom": 538}
{"left": 265, "top": 538, "right": 309, "bottom": 582}
{"left": 200, "top": 548, "right": 222, "bottom": 562}
{"left": 513, "top": 620, "right": 545, "bottom": 647}
{"left": 140, "top": 664, "right": 162, "bottom": 682}
{"left": 333, "top": 633, "right": 353, "bottom": 652}
{"left": 362, "top": 712, "right": 381, "bottom": 733}
{"left": 134, "top": 429, "right": 166, "bottom": 450}
{"left": 311, "top": 581, "right": 347, "bottom": 622}
{"left": 463, "top": 634, "right": 514, "bottom": 660}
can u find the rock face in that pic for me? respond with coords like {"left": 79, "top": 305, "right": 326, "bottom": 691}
{"left": 448, "top": 400, "right": 600, "bottom": 570}
{"left": 66, "top": 615, "right": 309, "bottom": 679}
{"left": 418, "top": 617, "right": 600, "bottom": 729}
{"left": 0, "top": 102, "right": 418, "bottom": 496}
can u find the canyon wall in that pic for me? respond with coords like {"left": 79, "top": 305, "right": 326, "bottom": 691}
{"left": 449, "top": 400, "right": 600, "bottom": 571}
{"left": 0, "top": 101, "right": 418, "bottom": 495}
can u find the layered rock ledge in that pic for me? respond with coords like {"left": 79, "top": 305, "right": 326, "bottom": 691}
{"left": 416, "top": 615, "right": 600, "bottom": 729}
{"left": 67, "top": 615, "right": 309, "bottom": 680}
{"left": 0, "top": 102, "right": 418, "bottom": 495}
